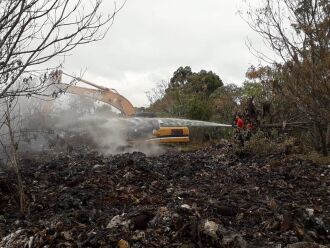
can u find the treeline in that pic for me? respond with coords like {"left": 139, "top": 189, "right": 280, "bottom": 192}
{"left": 147, "top": 65, "right": 286, "bottom": 125}
{"left": 146, "top": 64, "right": 329, "bottom": 155}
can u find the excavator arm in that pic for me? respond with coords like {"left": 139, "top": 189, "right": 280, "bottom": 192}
{"left": 44, "top": 83, "right": 135, "bottom": 116}
{"left": 43, "top": 71, "right": 135, "bottom": 116}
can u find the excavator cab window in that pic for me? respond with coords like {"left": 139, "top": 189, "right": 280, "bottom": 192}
{"left": 171, "top": 129, "right": 184, "bottom": 137}
{"left": 134, "top": 112, "right": 156, "bottom": 118}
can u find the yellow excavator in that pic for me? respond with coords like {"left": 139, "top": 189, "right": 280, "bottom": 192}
{"left": 44, "top": 70, "right": 190, "bottom": 144}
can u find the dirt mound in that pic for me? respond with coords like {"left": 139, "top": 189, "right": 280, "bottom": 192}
{"left": 0, "top": 144, "right": 329, "bottom": 247}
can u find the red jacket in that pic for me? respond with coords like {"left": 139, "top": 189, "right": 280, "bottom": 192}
{"left": 236, "top": 118, "right": 244, "bottom": 129}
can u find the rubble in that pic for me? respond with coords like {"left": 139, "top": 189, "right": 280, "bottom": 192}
{"left": 285, "top": 242, "right": 330, "bottom": 248}
{"left": 0, "top": 143, "right": 329, "bottom": 247}
{"left": 106, "top": 214, "right": 130, "bottom": 230}
{"left": 202, "top": 220, "right": 219, "bottom": 240}
{"left": 118, "top": 239, "right": 130, "bottom": 248}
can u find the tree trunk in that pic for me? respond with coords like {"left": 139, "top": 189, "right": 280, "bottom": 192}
{"left": 318, "top": 125, "right": 328, "bottom": 156}
{"left": 5, "top": 105, "right": 25, "bottom": 214}
{"left": 312, "top": 123, "right": 320, "bottom": 151}
{"left": 326, "top": 123, "right": 330, "bottom": 149}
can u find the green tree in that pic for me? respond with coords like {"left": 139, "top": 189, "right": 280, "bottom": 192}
{"left": 169, "top": 66, "right": 193, "bottom": 89}
{"left": 187, "top": 97, "right": 212, "bottom": 121}
{"left": 148, "top": 66, "right": 223, "bottom": 121}
{"left": 169, "top": 67, "right": 223, "bottom": 97}
{"left": 210, "top": 84, "right": 242, "bottom": 123}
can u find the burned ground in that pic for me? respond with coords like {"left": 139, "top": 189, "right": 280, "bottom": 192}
{"left": 0, "top": 143, "right": 329, "bottom": 247}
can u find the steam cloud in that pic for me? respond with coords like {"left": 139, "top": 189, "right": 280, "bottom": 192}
{"left": 0, "top": 95, "right": 163, "bottom": 163}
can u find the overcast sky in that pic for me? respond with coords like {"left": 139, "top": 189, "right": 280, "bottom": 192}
{"left": 58, "top": 0, "right": 267, "bottom": 107}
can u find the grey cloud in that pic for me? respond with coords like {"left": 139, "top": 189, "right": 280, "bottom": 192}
{"left": 49, "top": 0, "right": 267, "bottom": 106}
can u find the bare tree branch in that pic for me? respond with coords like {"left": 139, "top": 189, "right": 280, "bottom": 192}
{"left": 0, "top": 0, "right": 126, "bottom": 99}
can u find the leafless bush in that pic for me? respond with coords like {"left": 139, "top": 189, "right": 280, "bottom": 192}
{"left": 242, "top": 0, "right": 330, "bottom": 155}
{"left": 0, "top": 0, "right": 126, "bottom": 213}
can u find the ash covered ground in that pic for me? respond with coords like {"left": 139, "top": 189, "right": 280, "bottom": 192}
{"left": 0, "top": 142, "right": 329, "bottom": 248}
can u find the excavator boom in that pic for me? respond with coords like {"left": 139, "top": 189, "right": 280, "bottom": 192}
{"left": 62, "top": 72, "right": 111, "bottom": 91}
{"left": 49, "top": 83, "right": 135, "bottom": 116}
{"left": 44, "top": 71, "right": 135, "bottom": 116}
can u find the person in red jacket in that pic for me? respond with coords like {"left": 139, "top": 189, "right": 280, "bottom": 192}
{"left": 235, "top": 115, "right": 244, "bottom": 129}
{"left": 234, "top": 114, "right": 245, "bottom": 146}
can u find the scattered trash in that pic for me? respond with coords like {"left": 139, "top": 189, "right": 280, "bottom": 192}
{"left": 202, "top": 220, "right": 219, "bottom": 240}
{"left": 285, "top": 242, "right": 330, "bottom": 248}
{"left": 107, "top": 214, "right": 130, "bottom": 229}
{"left": 118, "top": 239, "right": 130, "bottom": 248}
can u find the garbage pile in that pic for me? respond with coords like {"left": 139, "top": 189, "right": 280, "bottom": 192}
{"left": 0, "top": 143, "right": 329, "bottom": 247}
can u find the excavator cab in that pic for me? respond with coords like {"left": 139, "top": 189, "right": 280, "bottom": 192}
{"left": 152, "top": 127, "right": 190, "bottom": 143}
{"left": 125, "top": 118, "right": 189, "bottom": 144}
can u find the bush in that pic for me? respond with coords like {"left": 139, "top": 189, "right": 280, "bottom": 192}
{"left": 235, "top": 130, "right": 289, "bottom": 156}
{"left": 189, "top": 126, "right": 231, "bottom": 143}
{"left": 246, "top": 130, "right": 278, "bottom": 155}
{"left": 187, "top": 98, "right": 212, "bottom": 121}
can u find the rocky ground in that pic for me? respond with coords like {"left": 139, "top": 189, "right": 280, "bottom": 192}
{"left": 0, "top": 142, "right": 329, "bottom": 248}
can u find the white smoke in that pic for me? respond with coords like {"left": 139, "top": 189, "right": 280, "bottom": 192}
{"left": 0, "top": 94, "right": 166, "bottom": 160}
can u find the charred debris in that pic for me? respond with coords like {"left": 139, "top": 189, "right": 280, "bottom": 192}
{"left": 0, "top": 141, "right": 329, "bottom": 248}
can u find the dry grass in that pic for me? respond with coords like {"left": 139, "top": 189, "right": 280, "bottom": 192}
{"left": 295, "top": 152, "right": 330, "bottom": 166}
